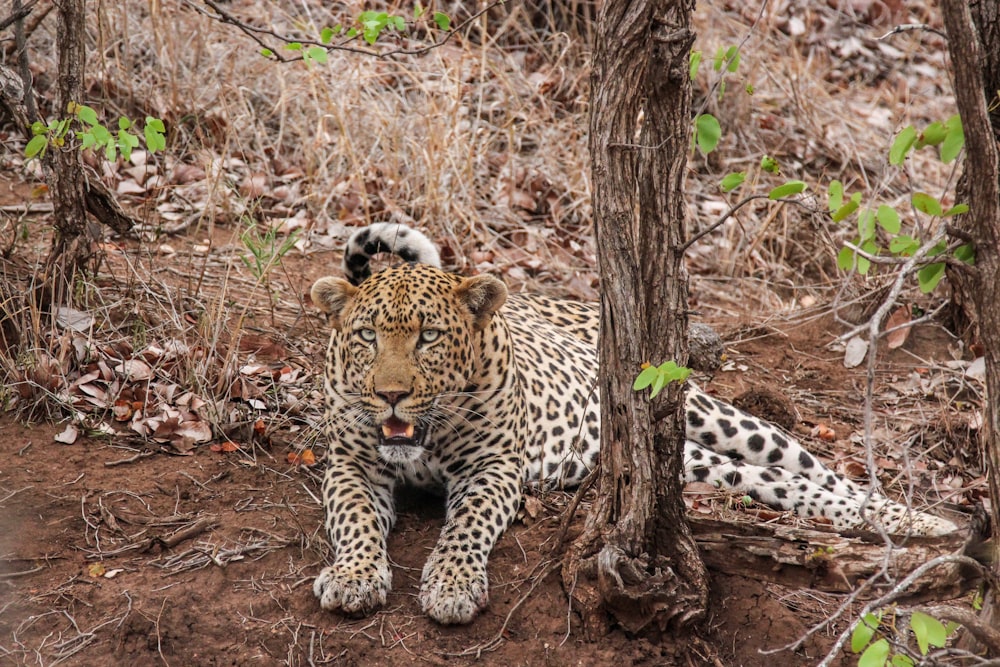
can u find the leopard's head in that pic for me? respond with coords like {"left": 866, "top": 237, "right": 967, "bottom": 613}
{"left": 311, "top": 263, "right": 507, "bottom": 463}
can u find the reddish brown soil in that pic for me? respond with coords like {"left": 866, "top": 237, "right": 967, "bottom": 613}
{"left": 2, "top": 305, "right": 976, "bottom": 667}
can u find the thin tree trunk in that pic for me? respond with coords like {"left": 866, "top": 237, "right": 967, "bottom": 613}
{"left": 45, "top": 0, "right": 92, "bottom": 296}
{"left": 562, "top": 0, "right": 707, "bottom": 634}
{"left": 939, "top": 0, "right": 1000, "bottom": 654}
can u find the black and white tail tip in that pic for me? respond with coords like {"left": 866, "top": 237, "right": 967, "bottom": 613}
{"left": 342, "top": 223, "right": 442, "bottom": 286}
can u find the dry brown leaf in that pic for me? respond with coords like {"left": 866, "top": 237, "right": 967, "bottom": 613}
{"left": 116, "top": 359, "right": 153, "bottom": 381}
{"left": 885, "top": 305, "right": 911, "bottom": 349}
{"left": 286, "top": 449, "right": 316, "bottom": 467}
{"left": 54, "top": 424, "right": 79, "bottom": 445}
{"left": 810, "top": 423, "right": 836, "bottom": 441}
{"left": 113, "top": 400, "right": 133, "bottom": 422}
{"left": 522, "top": 495, "right": 543, "bottom": 519}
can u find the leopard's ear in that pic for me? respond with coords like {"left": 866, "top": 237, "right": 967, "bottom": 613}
{"left": 455, "top": 274, "right": 507, "bottom": 331}
{"left": 310, "top": 277, "right": 358, "bottom": 330}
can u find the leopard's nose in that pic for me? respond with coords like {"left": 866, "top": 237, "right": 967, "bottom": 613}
{"left": 376, "top": 390, "right": 410, "bottom": 406}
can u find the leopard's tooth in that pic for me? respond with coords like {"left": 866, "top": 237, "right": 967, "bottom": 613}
{"left": 382, "top": 424, "right": 393, "bottom": 438}
{"left": 404, "top": 423, "right": 414, "bottom": 439}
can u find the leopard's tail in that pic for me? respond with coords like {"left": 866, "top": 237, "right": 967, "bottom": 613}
{"left": 343, "top": 223, "right": 442, "bottom": 286}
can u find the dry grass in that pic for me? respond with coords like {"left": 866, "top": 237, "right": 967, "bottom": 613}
{"left": 0, "top": 0, "right": 963, "bottom": 429}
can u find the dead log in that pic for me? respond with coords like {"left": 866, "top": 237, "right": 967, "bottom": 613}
{"left": 690, "top": 515, "right": 978, "bottom": 599}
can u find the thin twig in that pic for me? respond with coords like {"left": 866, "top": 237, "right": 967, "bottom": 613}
{"left": 877, "top": 23, "right": 948, "bottom": 41}
{"left": 104, "top": 450, "right": 155, "bottom": 467}
{"left": 0, "top": 565, "right": 44, "bottom": 579}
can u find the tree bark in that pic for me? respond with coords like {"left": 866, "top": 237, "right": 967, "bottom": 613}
{"left": 45, "top": 0, "right": 92, "bottom": 290}
{"left": 939, "top": 0, "right": 1000, "bottom": 655}
{"left": 562, "top": 0, "right": 707, "bottom": 634}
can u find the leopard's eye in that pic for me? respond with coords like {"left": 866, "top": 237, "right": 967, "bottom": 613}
{"left": 419, "top": 329, "right": 441, "bottom": 344}
{"left": 356, "top": 328, "right": 376, "bottom": 342}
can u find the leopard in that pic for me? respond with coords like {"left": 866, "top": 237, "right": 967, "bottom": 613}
{"left": 310, "top": 222, "right": 958, "bottom": 626}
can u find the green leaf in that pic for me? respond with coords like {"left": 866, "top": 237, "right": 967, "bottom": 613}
{"left": 390, "top": 15, "right": 406, "bottom": 31}
{"left": 890, "top": 654, "right": 915, "bottom": 667}
{"left": 321, "top": 27, "right": 334, "bottom": 43}
{"left": 694, "top": 114, "right": 722, "bottom": 154}
{"left": 75, "top": 104, "right": 99, "bottom": 126}
{"left": 651, "top": 372, "right": 668, "bottom": 398}
{"left": 858, "top": 639, "right": 890, "bottom": 667}
{"left": 910, "top": 611, "right": 948, "bottom": 655}
{"left": 858, "top": 209, "right": 876, "bottom": 240}
{"left": 725, "top": 45, "right": 740, "bottom": 72}
{"left": 118, "top": 129, "right": 140, "bottom": 162}
{"left": 306, "top": 46, "right": 328, "bottom": 64}
{"left": 916, "top": 120, "right": 947, "bottom": 148}
{"left": 760, "top": 155, "right": 780, "bottom": 174}
{"left": 362, "top": 24, "right": 381, "bottom": 44}
{"left": 945, "top": 621, "right": 961, "bottom": 637}
{"left": 346, "top": 27, "right": 358, "bottom": 38}
{"left": 832, "top": 192, "right": 862, "bottom": 222}
{"left": 717, "top": 80, "right": 726, "bottom": 100}
{"left": 24, "top": 134, "right": 48, "bottom": 159}
{"left": 889, "top": 125, "right": 917, "bottom": 166}
{"left": 285, "top": 41, "right": 303, "bottom": 51}
{"left": 633, "top": 366, "right": 658, "bottom": 391}
{"left": 745, "top": 83, "right": 755, "bottom": 95}
{"left": 888, "top": 235, "right": 919, "bottom": 256}
{"left": 30, "top": 120, "right": 47, "bottom": 136}
{"left": 828, "top": 180, "right": 843, "bottom": 212}
{"left": 912, "top": 192, "right": 943, "bottom": 216}
{"left": 90, "top": 124, "right": 112, "bottom": 145}
{"left": 79, "top": 130, "right": 97, "bottom": 150}
{"left": 689, "top": 50, "right": 702, "bottom": 80}
{"left": 144, "top": 120, "right": 166, "bottom": 152}
{"left": 858, "top": 239, "right": 877, "bottom": 275}
{"left": 943, "top": 203, "right": 968, "bottom": 217}
{"left": 851, "top": 613, "right": 882, "bottom": 653}
{"left": 118, "top": 117, "right": 132, "bottom": 130}
{"left": 954, "top": 243, "right": 975, "bottom": 264}
{"left": 768, "top": 180, "right": 806, "bottom": 200}
{"left": 712, "top": 46, "right": 725, "bottom": 71}
{"left": 940, "top": 114, "right": 964, "bottom": 163}
{"left": 260, "top": 48, "right": 273, "bottom": 57}
{"left": 917, "top": 262, "right": 946, "bottom": 293}
{"left": 876, "top": 205, "right": 900, "bottom": 234}
{"left": 433, "top": 11, "right": 450, "bottom": 30}
{"left": 720, "top": 172, "right": 746, "bottom": 192}
{"left": 837, "top": 246, "right": 856, "bottom": 271}
{"left": 413, "top": 3, "right": 424, "bottom": 19}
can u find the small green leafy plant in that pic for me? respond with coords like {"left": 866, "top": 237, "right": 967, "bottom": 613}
{"left": 25, "top": 102, "right": 165, "bottom": 163}
{"left": 633, "top": 361, "right": 691, "bottom": 399}
{"left": 850, "top": 608, "right": 959, "bottom": 667}
{"left": 828, "top": 114, "right": 973, "bottom": 293}
{"left": 689, "top": 44, "right": 746, "bottom": 155}
{"left": 239, "top": 221, "right": 300, "bottom": 283}
{"left": 260, "top": 5, "right": 451, "bottom": 60}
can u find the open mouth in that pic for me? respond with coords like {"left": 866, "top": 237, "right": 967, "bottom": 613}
{"left": 376, "top": 416, "right": 426, "bottom": 462}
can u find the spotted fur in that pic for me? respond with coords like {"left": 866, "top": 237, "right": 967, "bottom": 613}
{"left": 311, "top": 224, "right": 957, "bottom": 625}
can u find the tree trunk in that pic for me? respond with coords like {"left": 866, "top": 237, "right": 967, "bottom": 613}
{"left": 45, "top": 0, "right": 93, "bottom": 296}
{"left": 562, "top": 0, "right": 707, "bottom": 634}
{"left": 939, "top": 0, "right": 1000, "bottom": 655}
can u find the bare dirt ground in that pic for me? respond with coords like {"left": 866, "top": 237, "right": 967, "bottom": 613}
{"left": 0, "top": 238, "right": 979, "bottom": 665}
{"left": 0, "top": 0, "right": 990, "bottom": 665}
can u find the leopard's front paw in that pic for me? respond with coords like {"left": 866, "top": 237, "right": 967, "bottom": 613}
{"left": 313, "top": 561, "right": 391, "bottom": 617}
{"left": 418, "top": 557, "right": 488, "bottom": 625}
